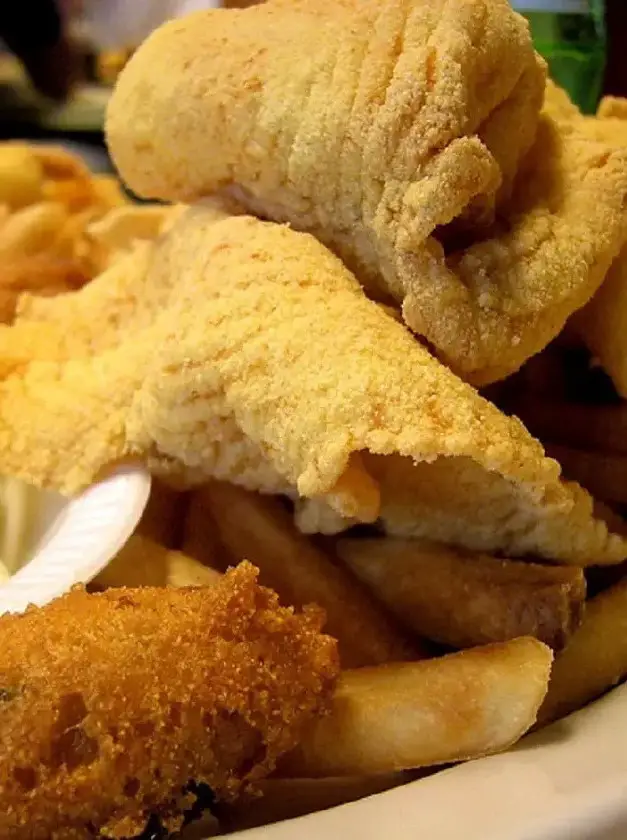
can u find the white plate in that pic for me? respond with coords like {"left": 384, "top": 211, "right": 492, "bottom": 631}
{"left": 231, "top": 684, "right": 627, "bottom": 840}
{"left": 0, "top": 466, "right": 151, "bottom": 615}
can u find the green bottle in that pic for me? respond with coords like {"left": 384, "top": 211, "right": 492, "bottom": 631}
{"left": 511, "top": 1, "right": 606, "bottom": 113}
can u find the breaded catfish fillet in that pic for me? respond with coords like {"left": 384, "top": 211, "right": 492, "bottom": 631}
{"left": 0, "top": 563, "right": 339, "bottom": 839}
{"left": 106, "top": 1, "right": 627, "bottom": 383}
{"left": 0, "top": 204, "right": 624, "bottom": 564}
{"left": 433, "top": 103, "right": 627, "bottom": 384}
{"left": 106, "top": 0, "right": 552, "bottom": 380}
{"left": 575, "top": 247, "right": 627, "bottom": 399}
{"left": 566, "top": 94, "right": 627, "bottom": 398}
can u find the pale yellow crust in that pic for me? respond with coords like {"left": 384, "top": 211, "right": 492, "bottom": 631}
{"left": 567, "top": 95, "right": 627, "bottom": 397}
{"left": 106, "top": 2, "right": 627, "bottom": 383}
{"left": 0, "top": 203, "right": 622, "bottom": 564}
{"left": 105, "top": 0, "right": 556, "bottom": 382}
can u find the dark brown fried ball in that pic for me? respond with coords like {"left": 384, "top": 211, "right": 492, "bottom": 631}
{"left": 0, "top": 562, "right": 339, "bottom": 839}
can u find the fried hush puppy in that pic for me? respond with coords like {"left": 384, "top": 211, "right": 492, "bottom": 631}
{"left": 0, "top": 562, "right": 339, "bottom": 839}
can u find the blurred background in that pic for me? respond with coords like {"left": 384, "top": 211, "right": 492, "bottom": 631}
{"left": 0, "top": 0, "right": 624, "bottom": 172}
{"left": 0, "top": 0, "right": 258, "bottom": 171}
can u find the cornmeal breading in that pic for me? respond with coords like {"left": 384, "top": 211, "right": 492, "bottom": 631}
{"left": 0, "top": 203, "right": 623, "bottom": 564}
{"left": 0, "top": 563, "right": 338, "bottom": 839}
{"left": 106, "top": 1, "right": 627, "bottom": 383}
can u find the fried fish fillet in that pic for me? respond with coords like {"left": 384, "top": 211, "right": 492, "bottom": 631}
{"left": 106, "top": 2, "right": 627, "bottom": 383}
{"left": 0, "top": 203, "right": 623, "bottom": 564}
{"left": 563, "top": 94, "right": 627, "bottom": 398}
{"left": 105, "top": 0, "right": 558, "bottom": 381}
{"left": 597, "top": 96, "right": 627, "bottom": 121}
{"left": 575, "top": 249, "right": 627, "bottom": 398}
{"left": 0, "top": 562, "right": 339, "bottom": 839}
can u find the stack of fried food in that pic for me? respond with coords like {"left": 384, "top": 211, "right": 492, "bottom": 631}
{"left": 0, "top": 142, "right": 177, "bottom": 323}
{"left": 4, "top": 0, "right": 627, "bottom": 836}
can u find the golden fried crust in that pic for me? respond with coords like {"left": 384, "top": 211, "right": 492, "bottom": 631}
{"left": 0, "top": 204, "right": 625, "bottom": 564}
{"left": 0, "top": 563, "right": 338, "bottom": 839}
{"left": 106, "top": 0, "right": 551, "bottom": 380}
{"left": 437, "top": 108, "right": 627, "bottom": 384}
{"left": 125, "top": 208, "right": 625, "bottom": 564}
{"left": 107, "top": 3, "right": 627, "bottom": 383}
{"left": 563, "top": 93, "right": 627, "bottom": 397}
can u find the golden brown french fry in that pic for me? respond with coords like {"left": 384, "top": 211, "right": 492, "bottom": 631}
{"left": 216, "top": 775, "right": 410, "bottom": 832}
{"left": 337, "top": 537, "right": 585, "bottom": 651}
{"left": 546, "top": 444, "right": 627, "bottom": 505}
{"left": 53, "top": 208, "right": 100, "bottom": 261}
{"left": 90, "top": 174, "right": 128, "bottom": 210}
{"left": 93, "top": 534, "right": 221, "bottom": 589}
{"left": 86, "top": 205, "right": 174, "bottom": 253}
{"left": 201, "top": 482, "right": 421, "bottom": 667}
{"left": 32, "top": 145, "right": 92, "bottom": 182}
{"left": 282, "top": 638, "right": 552, "bottom": 777}
{"left": 0, "top": 254, "right": 87, "bottom": 292}
{"left": 96, "top": 49, "right": 132, "bottom": 86}
{"left": 137, "top": 478, "right": 189, "bottom": 549}
{"left": 182, "top": 486, "right": 235, "bottom": 572}
{"left": 0, "top": 255, "right": 88, "bottom": 324}
{"left": 537, "top": 578, "right": 627, "bottom": 726}
{"left": 0, "top": 202, "right": 68, "bottom": 258}
{"left": 0, "top": 144, "right": 43, "bottom": 209}
{"left": 42, "top": 177, "right": 97, "bottom": 213}
{"left": 512, "top": 399, "right": 627, "bottom": 456}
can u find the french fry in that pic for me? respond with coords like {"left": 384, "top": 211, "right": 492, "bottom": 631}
{"left": 182, "top": 486, "right": 235, "bottom": 573}
{"left": 93, "top": 534, "right": 221, "bottom": 589}
{"left": 216, "top": 775, "right": 410, "bottom": 832}
{"left": 53, "top": 208, "right": 100, "bottom": 261}
{"left": 0, "top": 144, "right": 166, "bottom": 327}
{"left": 546, "top": 444, "right": 627, "bottom": 505}
{"left": 0, "top": 254, "right": 87, "bottom": 292}
{"left": 0, "top": 201, "right": 68, "bottom": 258}
{"left": 86, "top": 205, "right": 174, "bottom": 252}
{"left": 0, "top": 255, "right": 88, "bottom": 322}
{"left": 32, "top": 145, "right": 92, "bottom": 183}
{"left": 42, "top": 177, "right": 97, "bottom": 213}
{"left": 90, "top": 174, "right": 128, "bottom": 210}
{"left": 337, "top": 537, "right": 586, "bottom": 651}
{"left": 537, "top": 578, "right": 627, "bottom": 726}
{"left": 511, "top": 398, "right": 627, "bottom": 455}
{"left": 0, "top": 145, "right": 43, "bottom": 209}
{"left": 96, "top": 49, "right": 134, "bottom": 86}
{"left": 200, "top": 482, "right": 421, "bottom": 667}
{"left": 282, "top": 638, "right": 552, "bottom": 777}
{"left": 137, "top": 478, "right": 189, "bottom": 549}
